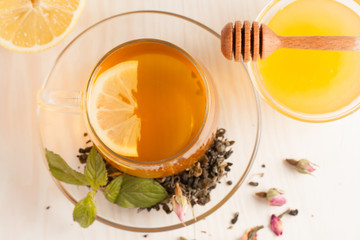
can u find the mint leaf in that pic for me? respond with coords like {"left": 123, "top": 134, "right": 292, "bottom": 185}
{"left": 45, "top": 149, "right": 88, "bottom": 185}
{"left": 104, "top": 176, "right": 123, "bottom": 203}
{"left": 84, "top": 147, "right": 107, "bottom": 190}
{"left": 73, "top": 190, "right": 97, "bottom": 228}
{"left": 112, "top": 174, "right": 168, "bottom": 208}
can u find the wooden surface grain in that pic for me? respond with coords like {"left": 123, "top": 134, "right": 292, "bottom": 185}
{"left": 1, "top": 0, "right": 360, "bottom": 239}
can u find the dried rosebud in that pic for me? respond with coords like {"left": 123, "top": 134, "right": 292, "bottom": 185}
{"left": 267, "top": 188, "right": 286, "bottom": 206}
{"left": 285, "top": 158, "right": 318, "bottom": 175}
{"left": 270, "top": 214, "right": 283, "bottom": 236}
{"left": 171, "top": 183, "right": 188, "bottom": 222}
{"left": 256, "top": 188, "right": 286, "bottom": 206}
{"left": 240, "top": 225, "right": 264, "bottom": 240}
{"left": 296, "top": 159, "right": 316, "bottom": 174}
{"left": 269, "top": 208, "right": 297, "bottom": 236}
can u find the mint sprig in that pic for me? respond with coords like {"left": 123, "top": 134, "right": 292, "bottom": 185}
{"left": 104, "top": 175, "right": 123, "bottom": 203}
{"left": 46, "top": 149, "right": 88, "bottom": 185}
{"left": 84, "top": 147, "right": 107, "bottom": 190}
{"left": 73, "top": 190, "right": 97, "bottom": 228}
{"left": 104, "top": 174, "right": 168, "bottom": 208}
{"left": 45, "top": 147, "right": 168, "bottom": 228}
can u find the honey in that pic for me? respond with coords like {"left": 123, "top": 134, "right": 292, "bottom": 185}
{"left": 258, "top": 0, "right": 360, "bottom": 116}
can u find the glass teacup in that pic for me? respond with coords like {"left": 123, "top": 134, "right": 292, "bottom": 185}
{"left": 38, "top": 38, "right": 218, "bottom": 178}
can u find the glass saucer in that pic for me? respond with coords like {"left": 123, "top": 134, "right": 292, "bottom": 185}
{"left": 37, "top": 11, "right": 261, "bottom": 232}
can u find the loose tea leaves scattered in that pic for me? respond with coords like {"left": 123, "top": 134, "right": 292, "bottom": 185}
{"left": 231, "top": 212, "right": 239, "bottom": 224}
{"left": 247, "top": 173, "right": 264, "bottom": 187}
{"left": 248, "top": 181, "right": 259, "bottom": 187}
{"left": 151, "top": 128, "right": 234, "bottom": 212}
{"left": 288, "top": 209, "right": 298, "bottom": 216}
{"left": 77, "top": 147, "right": 92, "bottom": 164}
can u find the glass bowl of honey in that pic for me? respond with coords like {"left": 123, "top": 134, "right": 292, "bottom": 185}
{"left": 249, "top": 0, "right": 360, "bottom": 122}
{"left": 37, "top": 11, "right": 261, "bottom": 231}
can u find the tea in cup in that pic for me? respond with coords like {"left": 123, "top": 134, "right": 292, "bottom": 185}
{"left": 38, "top": 39, "right": 217, "bottom": 178}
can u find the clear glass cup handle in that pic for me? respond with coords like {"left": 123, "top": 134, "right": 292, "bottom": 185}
{"left": 37, "top": 89, "right": 83, "bottom": 114}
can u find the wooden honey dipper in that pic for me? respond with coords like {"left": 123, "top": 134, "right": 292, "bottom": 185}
{"left": 221, "top": 20, "right": 360, "bottom": 62}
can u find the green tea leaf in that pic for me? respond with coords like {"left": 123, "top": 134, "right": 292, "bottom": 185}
{"left": 104, "top": 176, "right": 123, "bottom": 203}
{"left": 45, "top": 149, "right": 88, "bottom": 185}
{"left": 84, "top": 147, "right": 107, "bottom": 190}
{"left": 73, "top": 190, "right": 97, "bottom": 228}
{"left": 114, "top": 174, "right": 168, "bottom": 208}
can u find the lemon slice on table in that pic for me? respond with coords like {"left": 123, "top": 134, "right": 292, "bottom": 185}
{"left": 89, "top": 61, "right": 141, "bottom": 157}
{"left": 0, "top": 0, "right": 85, "bottom": 52}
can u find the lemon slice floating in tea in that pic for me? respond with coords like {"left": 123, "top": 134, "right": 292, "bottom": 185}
{"left": 89, "top": 61, "right": 141, "bottom": 157}
{"left": 0, "top": 0, "right": 85, "bottom": 52}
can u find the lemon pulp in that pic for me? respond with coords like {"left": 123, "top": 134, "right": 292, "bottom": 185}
{"left": 0, "top": 0, "right": 85, "bottom": 52}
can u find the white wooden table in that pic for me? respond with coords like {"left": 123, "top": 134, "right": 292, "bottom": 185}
{"left": 1, "top": 0, "right": 360, "bottom": 239}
